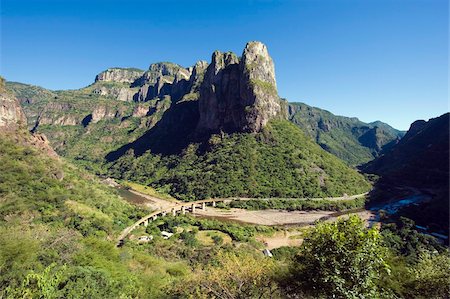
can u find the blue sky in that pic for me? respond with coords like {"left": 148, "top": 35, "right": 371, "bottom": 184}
{"left": 1, "top": 0, "right": 448, "bottom": 130}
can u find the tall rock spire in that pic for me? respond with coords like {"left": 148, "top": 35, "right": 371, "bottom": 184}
{"left": 197, "top": 41, "right": 285, "bottom": 134}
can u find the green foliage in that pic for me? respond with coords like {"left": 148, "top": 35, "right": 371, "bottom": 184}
{"left": 109, "top": 120, "right": 371, "bottom": 201}
{"left": 168, "top": 251, "right": 282, "bottom": 299}
{"left": 211, "top": 234, "right": 223, "bottom": 245}
{"left": 406, "top": 251, "right": 450, "bottom": 298}
{"left": 288, "top": 215, "right": 390, "bottom": 298}
{"left": 228, "top": 197, "right": 366, "bottom": 211}
{"left": 157, "top": 215, "right": 275, "bottom": 242}
{"left": 0, "top": 136, "right": 140, "bottom": 236}
{"left": 180, "top": 230, "right": 199, "bottom": 247}
{"left": 0, "top": 134, "right": 184, "bottom": 298}
{"left": 380, "top": 217, "right": 445, "bottom": 263}
{"left": 249, "top": 78, "right": 277, "bottom": 96}
{"left": 378, "top": 217, "right": 450, "bottom": 298}
{"left": 271, "top": 246, "right": 301, "bottom": 262}
{"left": 289, "top": 102, "right": 403, "bottom": 165}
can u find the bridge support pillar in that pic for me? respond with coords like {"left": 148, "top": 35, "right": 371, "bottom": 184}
{"left": 162, "top": 211, "right": 167, "bottom": 217}
{"left": 152, "top": 215, "right": 158, "bottom": 221}
{"left": 212, "top": 201, "right": 216, "bottom": 207}
{"left": 181, "top": 206, "right": 186, "bottom": 215}
{"left": 201, "top": 202, "right": 206, "bottom": 211}
{"left": 143, "top": 219, "right": 148, "bottom": 227}
{"left": 191, "top": 204, "right": 196, "bottom": 213}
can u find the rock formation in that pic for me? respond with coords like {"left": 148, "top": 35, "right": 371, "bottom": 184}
{"left": 0, "top": 77, "right": 58, "bottom": 157}
{"left": 91, "top": 62, "right": 209, "bottom": 104}
{"left": 0, "top": 77, "right": 27, "bottom": 130}
{"left": 197, "top": 41, "right": 285, "bottom": 133}
{"left": 95, "top": 68, "right": 144, "bottom": 84}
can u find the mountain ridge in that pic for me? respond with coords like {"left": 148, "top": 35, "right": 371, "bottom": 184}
{"left": 288, "top": 102, "right": 404, "bottom": 165}
{"left": 4, "top": 42, "right": 373, "bottom": 200}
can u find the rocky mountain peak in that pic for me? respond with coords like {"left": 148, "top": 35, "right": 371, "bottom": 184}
{"left": 241, "top": 41, "right": 276, "bottom": 86}
{"left": 197, "top": 41, "right": 285, "bottom": 134}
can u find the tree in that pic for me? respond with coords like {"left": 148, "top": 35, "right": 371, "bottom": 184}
{"left": 406, "top": 251, "right": 450, "bottom": 298}
{"left": 288, "top": 215, "right": 390, "bottom": 298}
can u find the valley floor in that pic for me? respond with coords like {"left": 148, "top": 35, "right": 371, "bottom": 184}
{"left": 116, "top": 183, "right": 385, "bottom": 249}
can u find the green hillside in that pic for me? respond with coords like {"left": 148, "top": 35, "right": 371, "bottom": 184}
{"left": 0, "top": 132, "right": 189, "bottom": 298}
{"left": 108, "top": 120, "right": 371, "bottom": 201}
{"left": 288, "top": 102, "right": 404, "bottom": 165}
{"left": 363, "top": 113, "right": 450, "bottom": 234}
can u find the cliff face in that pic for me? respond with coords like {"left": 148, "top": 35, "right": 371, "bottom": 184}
{"left": 95, "top": 68, "right": 144, "bottom": 84}
{"left": 0, "top": 77, "right": 27, "bottom": 130}
{"left": 91, "top": 62, "right": 207, "bottom": 104}
{"left": 197, "top": 41, "right": 285, "bottom": 134}
{"left": 0, "top": 77, "right": 58, "bottom": 157}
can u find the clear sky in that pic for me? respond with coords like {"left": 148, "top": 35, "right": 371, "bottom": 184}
{"left": 1, "top": 0, "right": 448, "bottom": 130}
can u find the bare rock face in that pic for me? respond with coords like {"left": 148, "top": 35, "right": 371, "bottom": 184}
{"left": 239, "top": 42, "right": 283, "bottom": 132}
{"left": 0, "top": 77, "right": 27, "bottom": 130}
{"left": 0, "top": 77, "right": 58, "bottom": 157}
{"left": 28, "top": 133, "right": 58, "bottom": 157}
{"left": 91, "top": 106, "right": 117, "bottom": 123}
{"left": 133, "top": 62, "right": 194, "bottom": 102}
{"left": 92, "top": 86, "right": 135, "bottom": 102}
{"left": 132, "top": 104, "right": 149, "bottom": 117}
{"left": 197, "top": 41, "right": 285, "bottom": 134}
{"left": 36, "top": 102, "right": 79, "bottom": 126}
{"left": 91, "top": 62, "right": 208, "bottom": 104}
{"left": 95, "top": 68, "right": 144, "bottom": 84}
{"left": 197, "top": 51, "right": 241, "bottom": 132}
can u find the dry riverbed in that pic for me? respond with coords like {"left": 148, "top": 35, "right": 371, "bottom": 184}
{"left": 193, "top": 208, "right": 335, "bottom": 226}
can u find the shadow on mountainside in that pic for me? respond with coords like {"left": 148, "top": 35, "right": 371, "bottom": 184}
{"left": 106, "top": 100, "right": 200, "bottom": 161}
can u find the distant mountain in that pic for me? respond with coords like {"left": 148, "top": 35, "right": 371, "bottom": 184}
{"left": 363, "top": 113, "right": 449, "bottom": 233}
{"left": 363, "top": 113, "right": 449, "bottom": 188}
{"left": 4, "top": 42, "right": 371, "bottom": 200}
{"left": 288, "top": 102, "right": 404, "bottom": 165}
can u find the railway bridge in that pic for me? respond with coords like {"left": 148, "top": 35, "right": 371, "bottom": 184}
{"left": 117, "top": 198, "right": 230, "bottom": 245}
{"left": 116, "top": 192, "right": 369, "bottom": 246}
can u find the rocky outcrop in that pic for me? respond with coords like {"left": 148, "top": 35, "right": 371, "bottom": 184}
{"left": 197, "top": 41, "right": 285, "bottom": 133}
{"left": 34, "top": 101, "right": 126, "bottom": 128}
{"left": 91, "top": 61, "right": 209, "bottom": 105}
{"left": 0, "top": 77, "right": 27, "bottom": 130}
{"left": 28, "top": 133, "right": 58, "bottom": 157}
{"left": 91, "top": 106, "right": 117, "bottom": 123}
{"left": 132, "top": 62, "right": 194, "bottom": 102}
{"left": 36, "top": 102, "right": 79, "bottom": 126}
{"left": 132, "top": 104, "right": 149, "bottom": 117}
{"left": 95, "top": 68, "right": 144, "bottom": 84}
{"left": 1, "top": 77, "right": 58, "bottom": 157}
{"left": 92, "top": 86, "right": 135, "bottom": 102}
{"left": 239, "top": 42, "right": 283, "bottom": 132}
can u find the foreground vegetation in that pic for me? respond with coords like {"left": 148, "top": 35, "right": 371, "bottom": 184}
{"left": 0, "top": 134, "right": 185, "bottom": 298}
{"left": 1, "top": 133, "right": 448, "bottom": 298}
{"left": 225, "top": 196, "right": 366, "bottom": 211}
